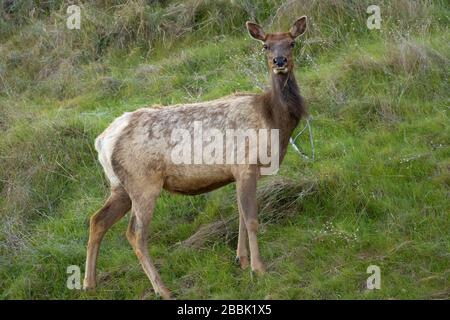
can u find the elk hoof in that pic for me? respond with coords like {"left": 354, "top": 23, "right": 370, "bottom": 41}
{"left": 156, "top": 288, "right": 174, "bottom": 300}
{"left": 235, "top": 256, "right": 250, "bottom": 269}
{"left": 251, "top": 263, "right": 266, "bottom": 276}
{"left": 82, "top": 279, "right": 96, "bottom": 291}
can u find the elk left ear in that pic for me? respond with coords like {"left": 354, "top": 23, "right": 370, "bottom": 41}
{"left": 290, "top": 16, "right": 307, "bottom": 38}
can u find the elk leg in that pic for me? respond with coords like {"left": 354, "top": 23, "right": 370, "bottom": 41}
{"left": 236, "top": 204, "right": 249, "bottom": 269}
{"left": 235, "top": 170, "right": 266, "bottom": 275}
{"left": 83, "top": 186, "right": 131, "bottom": 290}
{"left": 126, "top": 187, "right": 172, "bottom": 299}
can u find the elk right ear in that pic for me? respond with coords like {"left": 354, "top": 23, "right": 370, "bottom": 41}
{"left": 246, "top": 21, "right": 266, "bottom": 41}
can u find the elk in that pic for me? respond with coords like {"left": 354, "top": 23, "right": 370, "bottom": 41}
{"left": 83, "top": 16, "right": 308, "bottom": 299}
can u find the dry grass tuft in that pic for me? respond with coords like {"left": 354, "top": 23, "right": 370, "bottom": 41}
{"left": 98, "top": 76, "right": 123, "bottom": 95}
{"left": 0, "top": 211, "right": 30, "bottom": 253}
{"left": 180, "top": 176, "right": 317, "bottom": 249}
{"left": 386, "top": 39, "right": 449, "bottom": 75}
{"left": 180, "top": 218, "right": 233, "bottom": 249}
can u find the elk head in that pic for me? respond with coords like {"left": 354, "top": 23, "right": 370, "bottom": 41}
{"left": 246, "top": 16, "right": 307, "bottom": 74}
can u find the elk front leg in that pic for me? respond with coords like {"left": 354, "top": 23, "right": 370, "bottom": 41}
{"left": 236, "top": 203, "right": 249, "bottom": 269}
{"left": 235, "top": 169, "right": 266, "bottom": 275}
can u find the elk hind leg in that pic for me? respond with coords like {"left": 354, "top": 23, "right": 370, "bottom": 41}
{"left": 126, "top": 186, "right": 172, "bottom": 299}
{"left": 83, "top": 186, "right": 131, "bottom": 290}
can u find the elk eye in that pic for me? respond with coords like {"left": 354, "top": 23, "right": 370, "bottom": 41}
{"left": 290, "top": 42, "right": 295, "bottom": 48}
{"left": 263, "top": 44, "right": 269, "bottom": 50}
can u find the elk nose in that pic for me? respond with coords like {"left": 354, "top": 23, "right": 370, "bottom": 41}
{"left": 273, "top": 56, "right": 287, "bottom": 68}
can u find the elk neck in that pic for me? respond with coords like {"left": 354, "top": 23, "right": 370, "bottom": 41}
{"left": 262, "top": 70, "right": 306, "bottom": 147}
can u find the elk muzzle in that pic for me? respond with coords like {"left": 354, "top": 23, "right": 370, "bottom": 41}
{"left": 272, "top": 56, "right": 288, "bottom": 74}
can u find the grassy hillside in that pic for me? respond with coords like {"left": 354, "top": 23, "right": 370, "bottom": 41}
{"left": 0, "top": 0, "right": 449, "bottom": 299}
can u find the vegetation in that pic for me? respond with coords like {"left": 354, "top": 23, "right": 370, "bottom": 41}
{"left": 0, "top": 0, "right": 449, "bottom": 299}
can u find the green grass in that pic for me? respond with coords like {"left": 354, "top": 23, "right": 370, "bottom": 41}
{"left": 1, "top": 0, "right": 449, "bottom": 299}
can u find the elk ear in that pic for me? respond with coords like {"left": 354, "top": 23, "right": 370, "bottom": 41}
{"left": 290, "top": 16, "right": 307, "bottom": 38}
{"left": 246, "top": 21, "right": 266, "bottom": 41}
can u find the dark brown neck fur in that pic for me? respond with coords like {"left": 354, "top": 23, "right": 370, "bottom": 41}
{"left": 257, "top": 70, "right": 306, "bottom": 157}
{"left": 269, "top": 71, "right": 306, "bottom": 123}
